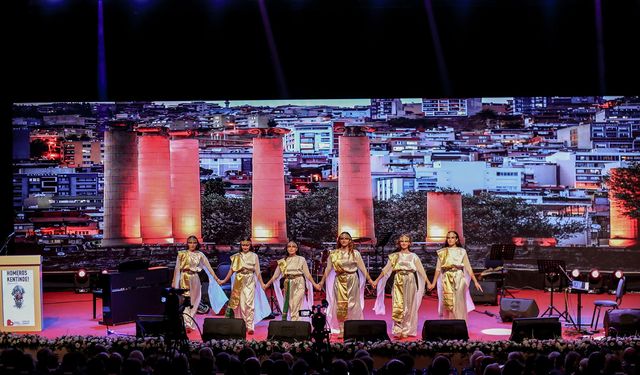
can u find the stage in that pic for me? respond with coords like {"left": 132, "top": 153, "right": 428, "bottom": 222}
{"left": 28, "top": 288, "right": 639, "bottom": 342}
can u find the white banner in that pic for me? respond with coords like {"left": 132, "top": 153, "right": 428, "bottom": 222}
{"left": 2, "top": 269, "right": 35, "bottom": 327}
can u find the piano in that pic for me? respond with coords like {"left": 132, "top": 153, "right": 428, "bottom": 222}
{"left": 98, "top": 266, "right": 172, "bottom": 325}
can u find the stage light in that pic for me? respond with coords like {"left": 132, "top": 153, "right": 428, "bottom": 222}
{"left": 74, "top": 269, "right": 90, "bottom": 293}
{"left": 614, "top": 269, "right": 624, "bottom": 279}
{"left": 571, "top": 268, "right": 581, "bottom": 278}
{"left": 589, "top": 269, "right": 601, "bottom": 283}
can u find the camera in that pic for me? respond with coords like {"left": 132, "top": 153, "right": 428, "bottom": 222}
{"left": 300, "top": 299, "right": 330, "bottom": 335}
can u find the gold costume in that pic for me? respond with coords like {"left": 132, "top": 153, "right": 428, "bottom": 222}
{"left": 436, "top": 247, "right": 475, "bottom": 320}
{"left": 271, "top": 256, "right": 314, "bottom": 321}
{"left": 375, "top": 252, "right": 427, "bottom": 337}
{"left": 324, "top": 249, "right": 369, "bottom": 334}
{"left": 228, "top": 251, "right": 260, "bottom": 331}
{"left": 172, "top": 250, "right": 219, "bottom": 330}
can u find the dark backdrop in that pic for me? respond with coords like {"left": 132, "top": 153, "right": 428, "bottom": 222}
{"left": 3, "top": 0, "right": 640, "bottom": 239}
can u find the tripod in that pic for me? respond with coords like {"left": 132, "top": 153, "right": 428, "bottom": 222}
{"left": 537, "top": 259, "right": 574, "bottom": 324}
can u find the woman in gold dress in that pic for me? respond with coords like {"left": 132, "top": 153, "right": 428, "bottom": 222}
{"left": 218, "top": 239, "right": 271, "bottom": 334}
{"left": 317, "top": 232, "right": 375, "bottom": 337}
{"left": 172, "top": 235, "right": 228, "bottom": 332}
{"left": 263, "top": 241, "right": 319, "bottom": 321}
{"left": 372, "top": 234, "right": 431, "bottom": 338}
{"left": 428, "top": 231, "right": 483, "bottom": 321}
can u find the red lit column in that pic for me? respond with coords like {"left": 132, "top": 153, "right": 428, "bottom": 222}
{"left": 138, "top": 128, "right": 173, "bottom": 244}
{"left": 338, "top": 135, "right": 376, "bottom": 243}
{"left": 426, "top": 192, "right": 464, "bottom": 244}
{"left": 251, "top": 137, "right": 288, "bottom": 244}
{"left": 609, "top": 176, "right": 638, "bottom": 247}
{"left": 170, "top": 132, "right": 202, "bottom": 243}
{"left": 102, "top": 124, "right": 142, "bottom": 246}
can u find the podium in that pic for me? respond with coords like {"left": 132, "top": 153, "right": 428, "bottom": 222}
{"left": 0, "top": 255, "right": 43, "bottom": 332}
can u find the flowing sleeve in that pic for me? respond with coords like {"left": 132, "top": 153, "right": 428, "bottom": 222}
{"left": 435, "top": 250, "right": 444, "bottom": 316}
{"left": 252, "top": 253, "right": 272, "bottom": 322}
{"left": 301, "top": 258, "right": 314, "bottom": 316}
{"left": 201, "top": 253, "right": 229, "bottom": 314}
{"left": 355, "top": 251, "right": 366, "bottom": 319}
{"left": 272, "top": 260, "right": 284, "bottom": 312}
{"left": 462, "top": 249, "right": 476, "bottom": 313}
{"left": 172, "top": 253, "right": 182, "bottom": 289}
{"left": 374, "top": 257, "right": 393, "bottom": 315}
{"left": 413, "top": 253, "right": 426, "bottom": 314}
{"left": 325, "top": 252, "right": 339, "bottom": 332}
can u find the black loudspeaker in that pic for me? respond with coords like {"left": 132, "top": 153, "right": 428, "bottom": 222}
{"left": 509, "top": 317, "right": 561, "bottom": 342}
{"left": 605, "top": 309, "right": 640, "bottom": 337}
{"left": 118, "top": 259, "right": 149, "bottom": 272}
{"left": 202, "top": 318, "right": 246, "bottom": 341}
{"left": 344, "top": 320, "right": 389, "bottom": 342}
{"left": 471, "top": 281, "right": 498, "bottom": 305}
{"left": 422, "top": 320, "right": 469, "bottom": 341}
{"left": 267, "top": 321, "right": 311, "bottom": 342}
{"left": 500, "top": 298, "right": 539, "bottom": 322}
{"left": 136, "top": 315, "right": 166, "bottom": 338}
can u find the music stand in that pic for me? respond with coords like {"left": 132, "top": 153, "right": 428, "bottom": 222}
{"left": 488, "top": 244, "right": 516, "bottom": 299}
{"left": 537, "top": 259, "right": 572, "bottom": 322}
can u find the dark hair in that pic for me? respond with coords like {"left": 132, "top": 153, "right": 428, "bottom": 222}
{"left": 442, "top": 230, "right": 463, "bottom": 248}
{"left": 186, "top": 235, "right": 201, "bottom": 250}
{"left": 285, "top": 241, "right": 300, "bottom": 256}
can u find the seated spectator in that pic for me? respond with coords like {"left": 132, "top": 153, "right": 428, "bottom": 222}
{"left": 431, "top": 355, "right": 453, "bottom": 375}
{"left": 243, "top": 357, "right": 261, "bottom": 375}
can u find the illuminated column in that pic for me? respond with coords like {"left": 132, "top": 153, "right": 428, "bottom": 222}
{"left": 426, "top": 192, "right": 464, "bottom": 244}
{"left": 170, "top": 131, "right": 202, "bottom": 243}
{"left": 102, "top": 123, "right": 142, "bottom": 246}
{"left": 609, "top": 172, "right": 638, "bottom": 247}
{"left": 138, "top": 127, "right": 173, "bottom": 244}
{"left": 251, "top": 137, "right": 288, "bottom": 244}
{"left": 338, "top": 135, "right": 376, "bottom": 243}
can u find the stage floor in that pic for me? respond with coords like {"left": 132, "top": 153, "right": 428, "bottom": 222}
{"left": 24, "top": 289, "right": 639, "bottom": 342}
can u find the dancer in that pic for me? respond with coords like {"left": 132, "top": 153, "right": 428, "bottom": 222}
{"left": 373, "top": 234, "right": 431, "bottom": 338}
{"left": 172, "top": 235, "right": 228, "bottom": 332}
{"left": 428, "top": 231, "right": 483, "bottom": 320}
{"left": 317, "top": 232, "right": 375, "bottom": 337}
{"left": 263, "top": 241, "right": 319, "bottom": 321}
{"left": 218, "top": 239, "right": 271, "bottom": 334}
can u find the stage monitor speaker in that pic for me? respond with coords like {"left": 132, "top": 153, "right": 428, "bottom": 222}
{"left": 605, "top": 309, "right": 640, "bottom": 337}
{"left": 471, "top": 281, "right": 498, "bottom": 305}
{"left": 202, "top": 318, "right": 246, "bottom": 341}
{"left": 509, "top": 317, "right": 561, "bottom": 342}
{"left": 500, "top": 298, "right": 539, "bottom": 322}
{"left": 344, "top": 320, "right": 389, "bottom": 342}
{"left": 422, "top": 319, "right": 469, "bottom": 341}
{"left": 267, "top": 321, "right": 311, "bottom": 342}
{"left": 136, "top": 315, "right": 166, "bottom": 338}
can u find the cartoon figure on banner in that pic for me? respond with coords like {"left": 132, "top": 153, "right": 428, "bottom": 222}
{"left": 12, "top": 285, "right": 25, "bottom": 309}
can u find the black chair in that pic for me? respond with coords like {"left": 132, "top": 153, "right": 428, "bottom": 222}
{"left": 591, "top": 277, "right": 625, "bottom": 330}
{"left": 216, "top": 263, "right": 232, "bottom": 297}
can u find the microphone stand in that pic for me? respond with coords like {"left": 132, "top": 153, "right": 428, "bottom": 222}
{"left": 0, "top": 232, "right": 16, "bottom": 255}
{"left": 557, "top": 265, "right": 589, "bottom": 333}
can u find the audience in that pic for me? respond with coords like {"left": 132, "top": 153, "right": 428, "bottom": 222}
{"left": 1, "top": 341, "right": 638, "bottom": 375}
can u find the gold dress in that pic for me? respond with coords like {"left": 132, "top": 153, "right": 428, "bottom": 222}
{"left": 172, "top": 250, "right": 228, "bottom": 330}
{"left": 228, "top": 251, "right": 271, "bottom": 331}
{"left": 324, "top": 249, "right": 369, "bottom": 334}
{"left": 435, "top": 247, "right": 475, "bottom": 320}
{"left": 373, "top": 252, "right": 427, "bottom": 337}
{"left": 271, "top": 255, "right": 315, "bottom": 321}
